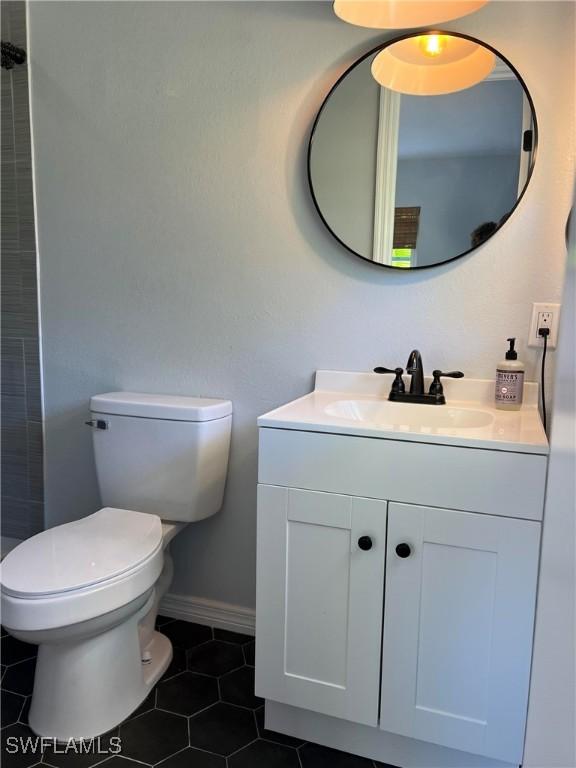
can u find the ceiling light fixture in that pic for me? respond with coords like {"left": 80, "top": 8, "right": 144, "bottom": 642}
{"left": 333, "top": 1, "right": 489, "bottom": 29}
{"left": 371, "top": 33, "right": 496, "bottom": 95}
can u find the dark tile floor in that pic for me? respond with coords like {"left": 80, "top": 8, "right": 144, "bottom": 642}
{"left": 1, "top": 619, "right": 397, "bottom": 768}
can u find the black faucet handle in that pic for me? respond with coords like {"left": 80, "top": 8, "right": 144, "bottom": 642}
{"left": 374, "top": 366, "right": 405, "bottom": 394}
{"left": 433, "top": 370, "right": 464, "bottom": 379}
{"left": 429, "top": 370, "right": 465, "bottom": 397}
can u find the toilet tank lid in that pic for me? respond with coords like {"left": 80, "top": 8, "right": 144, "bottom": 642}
{"left": 91, "top": 392, "right": 232, "bottom": 421}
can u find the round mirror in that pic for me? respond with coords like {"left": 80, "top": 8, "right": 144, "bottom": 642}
{"left": 308, "top": 32, "right": 537, "bottom": 270}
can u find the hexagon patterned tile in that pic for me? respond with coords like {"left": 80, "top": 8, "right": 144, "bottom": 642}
{"left": 0, "top": 619, "right": 399, "bottom": 768}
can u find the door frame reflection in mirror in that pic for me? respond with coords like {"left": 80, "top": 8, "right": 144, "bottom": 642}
{"left": 307, "top": 30, "right": 538, "bottom": 271}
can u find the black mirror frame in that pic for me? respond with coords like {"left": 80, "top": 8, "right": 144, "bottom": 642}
{"left": 307, "top": 30, "right": 539, "bottom": 271}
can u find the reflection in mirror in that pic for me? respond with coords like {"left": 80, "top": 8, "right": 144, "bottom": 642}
{"left": 308, "top": 34, "right": 537, "bottom": 270}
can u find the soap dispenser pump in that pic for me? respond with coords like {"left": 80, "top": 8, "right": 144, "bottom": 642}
{"left": 495, "top": 337, "right": 525, "bottom": 410}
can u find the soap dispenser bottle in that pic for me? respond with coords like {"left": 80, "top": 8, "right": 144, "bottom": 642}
{"left": 495, "top": 338, "right": 525, "bottom": 410}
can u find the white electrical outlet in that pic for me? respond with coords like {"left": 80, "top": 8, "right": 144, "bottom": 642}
{"left": 529, "top": 302, "right": 561, "bottom": 348}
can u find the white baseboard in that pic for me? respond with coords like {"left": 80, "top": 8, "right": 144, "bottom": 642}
{"left": 160, "top": 593, "right": 256, "bottom": 637}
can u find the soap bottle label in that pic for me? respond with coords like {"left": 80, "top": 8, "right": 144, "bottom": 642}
{"left": 495, "top": 370, "right": 525, "bottom": 404}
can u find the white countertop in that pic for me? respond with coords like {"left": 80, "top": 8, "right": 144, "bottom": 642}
{"left": 258, "top": 370, "right": 549, "bottom": 455}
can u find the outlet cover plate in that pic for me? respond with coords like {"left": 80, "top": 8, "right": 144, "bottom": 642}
{"left": 529, "top": 302, "right": 561, "bottom": 348}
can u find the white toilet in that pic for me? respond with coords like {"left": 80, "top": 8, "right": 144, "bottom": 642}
{"left": 0, "top": 391, "right": 232, "bottom": 742}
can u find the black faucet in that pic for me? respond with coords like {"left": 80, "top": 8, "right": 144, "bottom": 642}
{"left": 374, "top": 351, "right": 464, "bottom": 405}
{"left": 406, "top": 350, "right": 425, "bottom": 396}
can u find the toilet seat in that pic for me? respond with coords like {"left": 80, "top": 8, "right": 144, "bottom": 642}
{"left": 1, "top": 508, "right": 163, "bottom": 598}
{"left": 0, "top": 508, "right": 164, "bottom": 632}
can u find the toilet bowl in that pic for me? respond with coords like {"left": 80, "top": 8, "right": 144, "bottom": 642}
{"left": 0, "top": 392, "right": 232, "bottom": 741}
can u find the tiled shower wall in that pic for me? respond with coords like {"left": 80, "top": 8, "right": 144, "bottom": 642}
{"left": 1, "top": 1, "right": 43, "bottom": 538}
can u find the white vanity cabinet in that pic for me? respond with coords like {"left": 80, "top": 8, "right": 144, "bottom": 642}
{"left": 381, "top": 503, "right": 540, "bottom": 762}
{"left": 255, "top": 372, "right": 548, "bottom": 768}
{"left": 256, "top": 485, "right": 387, "bottom": 727}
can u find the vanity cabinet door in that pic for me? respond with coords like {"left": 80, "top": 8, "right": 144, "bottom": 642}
{"left": 255, "top": 484, "right": 387, "bottom": 727}
{"left": 380, "top": 502, "right": 540, "bottom": 764}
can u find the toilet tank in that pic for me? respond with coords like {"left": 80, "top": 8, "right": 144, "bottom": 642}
{"left": 90, "top": 392, "right": 232, "bottom": 523}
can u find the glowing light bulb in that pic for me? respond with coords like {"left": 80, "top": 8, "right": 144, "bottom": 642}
{"left": 419, "top": 34, "right": 448, "bottom": 57}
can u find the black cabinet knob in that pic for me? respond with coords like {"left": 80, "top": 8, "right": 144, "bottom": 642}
{"left": 358, "top": 536, "right": 373, "bottom": 551}
{"left": 395, "top": 543, "right": 411, "bottom": 558}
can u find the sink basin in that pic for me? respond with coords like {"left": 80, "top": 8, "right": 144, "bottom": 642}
{"left": 324, "top": 399, "right": 494, "bottom": 430}
{"left": 258, "top": 370, "right": 548, "bottom": 454}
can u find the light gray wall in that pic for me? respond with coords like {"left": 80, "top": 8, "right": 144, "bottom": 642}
{"left": 395, "top": 154, "right": 519, "bottom": 266}
{"left": 523, "top": 202, "right": 575, "bottom": 767}
{"left": 309, "top": 56, "right": 379, "bottom": 256}
{"left": 28, "top": 1, "right": 574, "bottom": 611}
